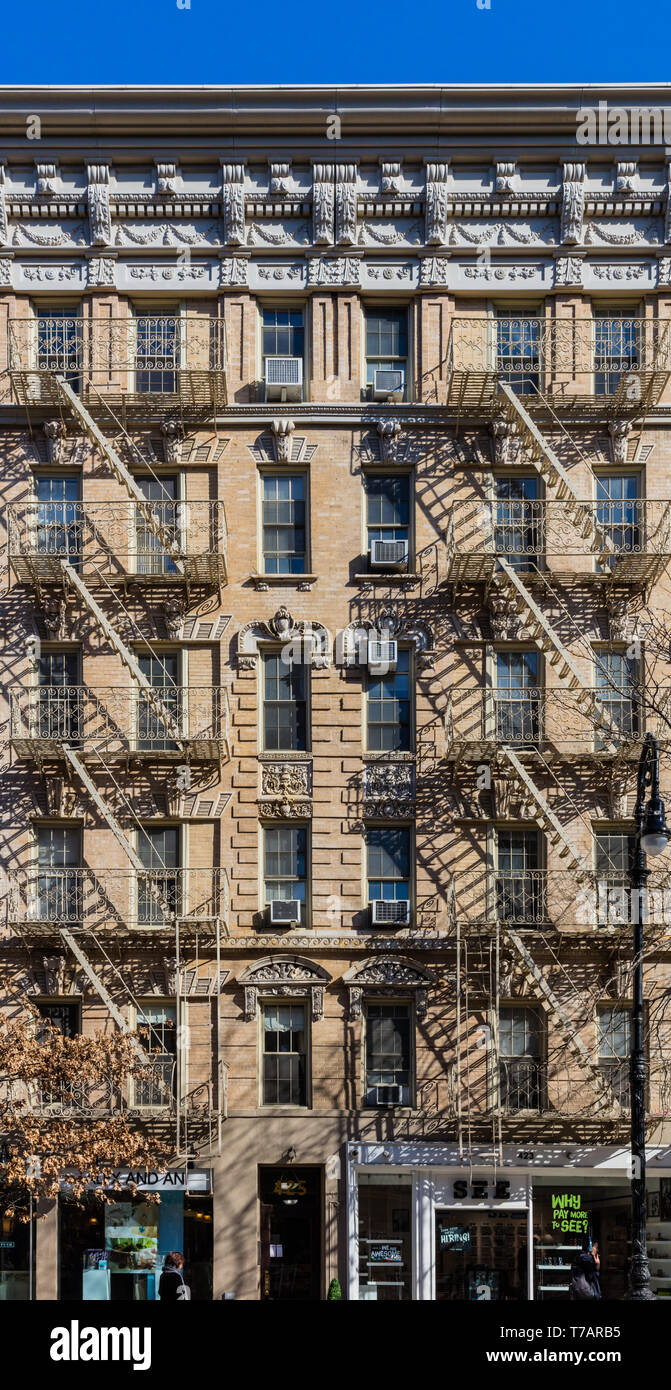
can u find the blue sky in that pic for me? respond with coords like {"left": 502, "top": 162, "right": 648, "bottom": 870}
{"left": 2, "top": 0, "right": 671, "bottom": 86}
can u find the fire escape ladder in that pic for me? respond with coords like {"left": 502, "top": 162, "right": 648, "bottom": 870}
{"left": 498, "top": 383, "right": 616, "bottom": 564}
{"left": 497, "top": 746, "right": 590, "bottom": 878}
{"left": 55, "top": 377, "right": 186, "bottom": 575}
{"left": 496, "top": 558, "right": 621, "bottom": 749}
{"left": 61, "top": 744, "right": 144, "bottom": 871}
{"left": 505, "top": 929, "right": 616, "bottom": 1112}
{"left": 59, "top": 929, "right": 148, "bottom": 1064}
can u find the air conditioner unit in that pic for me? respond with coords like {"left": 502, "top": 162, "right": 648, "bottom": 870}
{"left": 370, "top": 538, "right": 409, "bottom": 569}
{"left": 268, "top": 898, "right": 302, "bottom": 926}
{"left": 265, "top": 357, "right": 303, "bottom": 402}
{"left": 370, "top": 898, "right": 411, "bottom": 927}
{"left": 367, "top": 1084, "right": 403, "bottom": 1106}
{"left": 373, "top": 368, "right": 404, "bottom": 400}
{"left": 367, "top": 638, "right": 398, "bottom": 673}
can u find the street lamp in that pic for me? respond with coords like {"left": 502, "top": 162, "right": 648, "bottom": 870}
{"left": 625, "top": 732, "right": 670, "bottom": 1301}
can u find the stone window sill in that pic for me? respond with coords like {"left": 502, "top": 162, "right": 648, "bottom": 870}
{"left": 354, "top": 572, "right": 419, "bottom": 586}
{"left": 251, "top": 572, "right": 316, "bottom": 590}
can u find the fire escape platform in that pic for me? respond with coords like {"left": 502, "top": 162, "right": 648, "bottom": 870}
{"left": 9, "top": 371, "right": 228, "bottom": 421}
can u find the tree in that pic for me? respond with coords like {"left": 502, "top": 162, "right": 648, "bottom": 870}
{"left": 326, "top": 1277, "right": 342, "bottom": 1300}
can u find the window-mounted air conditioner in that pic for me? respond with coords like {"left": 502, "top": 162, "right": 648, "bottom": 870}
{"left": 370, "top": 538, "right": 409, "bottom": 570}
{"left": 367, "top": 1083, "right": 403, "bottom": 1106}
{"left": 370, "top": 898, "right": 411, "bottom": 927}
{"left": 264, "top": 357, "right": 303, "bottom": 402}
{"left": 372, "top": 368, "right": 404, "bottom": 400}
{"left": 367, "top": 638, "right": 398, "bottom": 674}
{"left": 268, "top": 898, "right": 303, "bottom": 926}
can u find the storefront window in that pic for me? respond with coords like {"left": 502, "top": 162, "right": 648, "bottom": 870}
{"left": 358, "top": 1178, "right": 411, "bottom": 1301}
{"left": 0, "top": 1195, "right": 35, "bottom": 1299}
{"left": 59, "top": 1190, "right": 212, "bottom": 1300}
{"left": 435, "top": 1210, "right": 528, "bottom": 1300}
{"left": 533, "top": 1180, "right": 631, "bottom": 1300}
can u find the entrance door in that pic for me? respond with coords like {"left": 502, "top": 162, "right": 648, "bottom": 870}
{"left": 435, "top": 1209, "right": 528, "bottom": 1300}
{"left": 259, "top": 1167, "right": 321, "bottom": 1301}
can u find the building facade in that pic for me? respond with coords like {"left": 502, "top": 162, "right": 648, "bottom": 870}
{"left": 1, "top": 83, "right": 671, "bottom": 1301}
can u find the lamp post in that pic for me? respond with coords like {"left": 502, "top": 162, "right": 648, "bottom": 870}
{"left": 625, "top": 733, "right": 669, "bottom": 1300}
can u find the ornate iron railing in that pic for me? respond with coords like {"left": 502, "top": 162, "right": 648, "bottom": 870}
{"left": 445, "top": 498, "right": 671, "bottom": 567}
{"left": 7, "top": 499, "right": 227, "bottom": 577}
{"left": 7, "top": 867, "right": 227, "bottom": 933}
{"left": 10, "top": 685, "right": 230, "bottom": 758}
{"left": 455, "top": 869, "right": 671, "bottom": 929}
{"left": 8, "top": 314, "right": 226, "bottom": 390}
{"left": 448, "top": 316, "right": 671, "bottom": 389}
{"left": 445, "top": 687, "right": 671, "bottom": 752}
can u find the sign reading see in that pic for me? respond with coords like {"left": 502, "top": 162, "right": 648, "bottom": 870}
{"left": 452, "top": 1180, "right": 511, "bottom": 1202}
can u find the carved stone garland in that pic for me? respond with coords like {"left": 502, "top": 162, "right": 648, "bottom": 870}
{"left": 341, "top": 956, "right": 435, "bottom": 1021}
{"left": 238, "top": 956, "right": 332, "bottom": 1022}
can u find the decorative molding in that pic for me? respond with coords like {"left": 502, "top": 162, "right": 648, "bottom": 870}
{"left": 271, "top": 418, "right": 295, "bottom": 463}
{"left": 238, "top": 956, "right": 331, "bottom": 1022}
{"left": 155, "top": 161, "right": 179, "bottom": 195}
{"left": 488, "top": 589, "right": 525, "bottom": 640}
{"left": 615, "top": 161, "right": 638, "bottom": 194}
{"left": 87, "top": 162, "right": 112, "bottom": 247}
{"left": 419, "top": 255, "right": 449, "bottom": 287}
{"left": 312, "top": 163, "right": 334, "bottom": 245}
{"left": 342, "top": 955, "right": 435, "bottom": 1020}
{"left": 221, "top": 162, "right": 246, "bottom": 246}
{"left": 561, "top": 162, "right": 585, "bottom": 245}
{"left": 42, "top": 420, "right": 65, "bottom": 465}
{"left": 268, "top": 161, "right": 293, "bottom": 197}
{"left": 425, "top": 161, "right": 450, "bottom": 245}
{"left": 237, "top": 606, "right": 331, "bottom": 671}
{"left": 379, "top": 160, "right": 403, "bottom": 195}
{"left": 491, "top": 411, "right": 518, "bottom": 466}
{"left": 376, "top": 418, "right": 403, "bottom": 462}
{"left": 606, "top": 592, "right": 636, "bottom": 643}
{"left": 593, "top": 263, "right": 647, "bottom": 280}
{"left": 554, "top": 254, "right": 584, "bottom": 287}
{"left": 335, "top": 163, "right": 358, "bottom": 246}
{"left": 0, "top": 255, "right": 12, "bottom": 286}
{"left": 36, "top": 160, "right": 59, "bottom": 196}
{"left": 307, "top": 255, "right": 361, "bottom": 287}
{"left": 0, "top": 164, "right": 7, "bottom": 247}
{"left": 259, "top": 761, "right": 312, "bottom": 818}
{"left": 160, "top": 419, "right": 184, "bottom": 465}
{"left": 340, "top": 609, "right": 435, "bottom": 670}
{"left": 363, "top": 761, "right": 415, "bottom": 818}
{"left": 609, "top": 419, "right": 632, "bottom": 465}
{"left": 464, "top": 263, "right": 538, "bottom": 282}
{"left": 88, "top": 255, "right": 116, "bottom": 287}
{"left": 495, "top": 161, "right": 518, "bottom": 194}
{"left": 220, "top": 255, "right": 249, "bottom": 287}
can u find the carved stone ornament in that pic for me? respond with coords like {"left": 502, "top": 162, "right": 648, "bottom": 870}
{"left": 42, "top": 595, "right": 66, "bottom": 638}
{"left": 488, "top": 590, "right": 523, "bottom": 640}
{"left": 271, "top": 418, "right": 295, "bottom": 463}
{"left": 342, "top": 955, "right": 435, "bottom": 1020}
{"left": 425, "top": 162, "right": 450, "bottom": 245}
{"left": 238, "top": 956, "right": 331, "bottom": 1022}
{"left": 491, "top": 411, "right": 518, "bottom": 466}
{"left": 335, "top": 163, "right": 358, "bottom": 246}
{"left": 363, "top": 761, "right": 415, "bottom": 817}
{"left": 338, "top": 611, "right": 435, "bottom": 670}
{"left": 609, "top": 418, "right": 632, "bottom": 465}
{"left": 380, "top": 160, "right": 403, "bottom": 195}
{"left": 88, "top": 255, "right": 116, "bottom": 287}
{"left": 260, "top": 762, "right": 312, "bottom": 818}
{"left": 616, "top": 161, "right": 638, "bottom": 194}
{"left": 665, "top": 161, "right": 671, "bottom": 245}
{"left": 238, "top": 607, "right": 331, "bottom": 670}
{"left": 87, "top": 163, "right": 112, "bottom": 247}
{"left": 221, "top": 162, "right": 246, "bottom": 246}
{"left": 269, "top": 161, "right": 293, "bottom": 197}
{"left": 36, "top": 161, "right": 59, "bottom": 196}
{"left": 0, "top": 164, "right": 8, "bottom": 247}
{"left": 312, "top": 163, "right": 334, "bottom": 245}
{"left": 161, "top": 595, "right": 188, "bottom": 639}
{"left": 155, "top": 161, "right": 178, "bottom": 195}
{"left": 42, "top": 419, "right": 65, "bottom": 465}
{"left": 554, "top": 255, "right": 584, "bottom": 287}
{"left": 220, "top": 256, "right": 249, "bottom": 287}
{"left": 561, "top": 163, "right": 585, "bottom": 245}
{"left": 0, "top": 256, "right": 11, "bottom": 287}
{"left": 307, "top": 255, "right": 361, "bottom": 288}
{"left": 420, "top": 256, "right": 450, "bottom": 287}
{"left": 606, "top": 592, "right": 635, "bottom": 643}
{"left": 495, "top": 162, "right": 517, "bottom": 194}
{"left": 377, "top": 418, "right": 403, "bottom": 462}
{"left": 160, "top": 418, "right": 184, "bottom": 465}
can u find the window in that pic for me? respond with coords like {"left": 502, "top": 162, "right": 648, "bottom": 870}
{"left": 36, "top": 306, "right": 81, "bottom": 386}
{"left": 137, "top": 825, "right": 180, "bottom": 927}
{"left": 35, "top": 825, "right": 81, "bottom": 923}
{"left": 595, "top": 831, "right": 635, "bottom": 927}
{"left": 495, "top": 310, "right": 540, "bottom": 396}
{"left": 135, "top": 475, "right": 180, "bottom": 575}
{"left": 366, "top": 827, "right": 411, "bottom": 904}
{"left": 264, "top": 825, "right": 308, "bottom": 909}
{"left": 496, "top": 829, "right": 544, "bottom": 925}
{"left": 137, "top": 650, "right": 181, "bottom": 751}
{"left": 262, "top": 309, "right": 304, "bottom": 362}
{"left": 595, "top": 473, "right": 640, "bottom": 561}
{"left": 498, "top": 1006, "right": 543, "bottom": 1111}
{"left": 134, "top": 312, "right": 179, "bottom": 394}
{"left": 594, "top": 309, "right": 641, "bottom": 396}
{"left": 365, "top": 309, "right": 408, "bottom": 396}
{"left": 35, "top": 1000, "right": 81, "bottom": 1108}
{"left": 37, "top": 649, "right": 82, "bottom": 742}
{"left": 495, "top": 650, "right": 540, "bottom": 745}
{"left": 597, "top": 1005, "right": 631, "bottom": 1106}
{"left": 262, "top": 474, "right": 306, "bottom": 574}
{"left": 135, "top": 1003, "right": 177, "bottom": 1107}
{"left": 494, "top": 476, "right": 542, "bottom": 569}
{"left": 365, "top": 474, "right": 410, "bottom": 558}
{"left": 262, "top": 651, "right": 308, "bottom": 751}
{"left": 365, "top": 1002, "right": 412, "bottom": 1106}
{"left": 36, "top": 475, "right": 81, "bottom": 564}
{"left": 36, "top": 1000, "right": 80, "bottom": 1038}
{"left": 594, "top": 648, "right": 639, "bottom": 747}
{"left": 262, "top": 1002, "right": 307, "bottom": 1106}
{"left": 367, "top": 648, "right": 411, "bottom": 751}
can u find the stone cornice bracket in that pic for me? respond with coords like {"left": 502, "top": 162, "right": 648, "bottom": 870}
{"left": 495, "top": 161, "right": 517, "bottom": 194}
{"left": 665, "top": 161, "right": 671, "bottom": 245}
{"left": 379, "top": 159, "right": 403, "bottom": 195}
{"left": 271, "top": 418, "right": 295, "bottom": 463}
{"left": 491, "top": 410, "right": 518, "bottom": 466}
{"left": 312, "top": 162, "right": 335, "bottom": 245}
{"left": 608, "top": 418, "right": 632, "bottom": 465}
{"left": 615, "top": 160, "right": 638, "bottom": 194}
{"left": 269, "top": 161, "right": 293, "bottom": 197}
{"left": 0, "top": 162, "right": 7, "bottom": 248}
{"left": 36, "top": 160, "right": 59, "bottom": 196}
{"left": 155, "top": 160, "right": 179, "bottom": 195}
{"left": 238, "top": 956, "right": 332, "bottom": 1022}
{"left": 560, "top": 162, "right": 585, "bottom": 245}
{"left": 221, "top": 162, "right": 246, "bottom": 246}
{"left": 425, "top": 161, "right": 450, "bottom": 246}
{"left": 377, "top": 418, "right": 403, "bottom": 462}
{"left": 342, "top": 956, "right": 435, "bottom": 1021}
{"left": 160, "top": 418, "right": 184, "bottom": 465}
{"left": 87, "top": 162, "right": 112, "bottom": 247}
{"left": 43, "top": 419, "right": 65, "bottom": 465}
{"left": 335, "top": 163, "right": 358, "bottom": 246}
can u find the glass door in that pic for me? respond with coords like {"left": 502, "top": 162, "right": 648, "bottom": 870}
{"left": 436, "top": 1209, "right": 528, "bottom": 1300}
{"left": 36, "top": 476, "right": 81, "bottom": 566}
{"left": 137, "top": 651, "right": 181, "bottom": 750}
{"left": 137, "top": 825, "right": 180, "bottom": 926}
{"left": 494, "top": 476, "right": 542, "bottom": 570}
{"left": 35, "top": 825, "right": 81, "bottom": 923}
{"left": 135, "top": 475, "right": 179, "bottom": 574}
{"left": 37, "top": 649, "right": 82, "bottom": 742}
{"left": 495, "top": 650, "right": 540, "bottom": 745}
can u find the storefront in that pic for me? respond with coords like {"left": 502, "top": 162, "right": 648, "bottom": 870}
{"left": 58, "top": 1168, "right": 213, "bottom": 1301}
{"left": 0, "top": 1194, "right": 35, "bottom": 1300}
{"left": 347, "top": 1140, "right": 671, "bottom": 1301}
